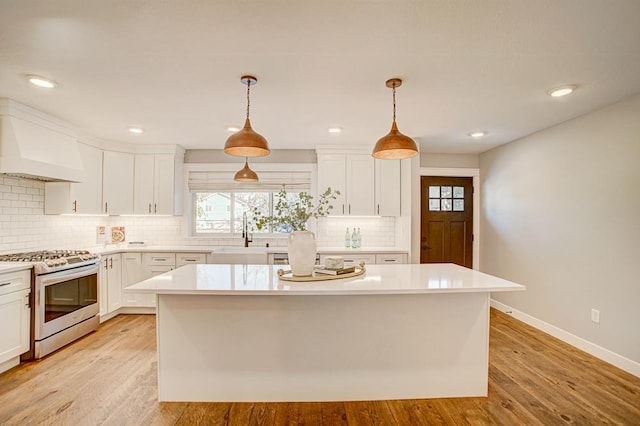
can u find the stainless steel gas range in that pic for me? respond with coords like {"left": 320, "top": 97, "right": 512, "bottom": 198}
{"left": 0, "top": 250, "right": 101, "bottom": 359}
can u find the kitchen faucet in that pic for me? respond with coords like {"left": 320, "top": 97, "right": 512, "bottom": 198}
{"left": 242, "top": 212, "right": 252, "bottom": 247}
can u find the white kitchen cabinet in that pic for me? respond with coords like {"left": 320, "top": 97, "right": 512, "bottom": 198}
{"left": 134, "top": 153, "right": 183, "bottom": 215}
{"left": 0, "top": 270, "right": 31, "bottom": 374}
{"left": 44, "top": 143, "right": 104, "bottom": 214}
{"left": 121, "top": 252, "right": 155, "bottom": 308}
{"left": 375, "top": 159, "right": 401, "bottom": 216}
{"left": 317, "top": 153, "right": 375, "bottom": 215}
{"left": 142, "top": 253, "right": 176, "bottom": 288}
{"left": 375, "top": 253, "right": 407, "bottom": 264}
{"left": 99, "top": 254, "right": 122, "bottom": 320}
{"left": 103, "top": 151, "right": 134, "bottom": 215}
{"left": 319, "top": 253, "right": 376, "bottom": 268}
{"left": 176, "top": 253, "right": 207, "bottom": 266}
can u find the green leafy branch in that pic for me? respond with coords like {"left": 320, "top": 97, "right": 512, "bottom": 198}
{"left": 252, "top": 187, "right": 340, "bottom": 232}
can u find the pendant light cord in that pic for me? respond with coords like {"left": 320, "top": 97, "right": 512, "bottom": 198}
{"left": 392, "top": 83, "right": 397, "bottom": 123}
{"left": 246, "top": 80, "right": 251, "bottom": 120}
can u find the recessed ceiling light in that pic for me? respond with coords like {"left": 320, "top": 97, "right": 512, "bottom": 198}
{"left": 548, "top": 85, "right": 577, "bottom": 97}
{"left": 128, "top": 127, "right": 144, "bottom": 134}
{"left": 27, "top": 75, "right": 57, "bottom": 89}
{"left": 328, "top": 127, "right": 342, "bottom": 134}
{"left": 469, "top": 131, "right": 488, "bottom": 139}
{"left": 227, "top": 125, "right": 241, "bottom": 132}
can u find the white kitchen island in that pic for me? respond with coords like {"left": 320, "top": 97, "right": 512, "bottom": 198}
{"left": 126, "top": 263, "right": 525, "bottom": 402}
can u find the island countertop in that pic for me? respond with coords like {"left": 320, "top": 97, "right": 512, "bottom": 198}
{"left": 125, "top": 263, "right": 525, "bottom": 296}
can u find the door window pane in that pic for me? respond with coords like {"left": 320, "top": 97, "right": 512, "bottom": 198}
{"left": 453, "top": 186, "right": 464, "bottom": 198}
{"left": 453, "top": 199, "right": 464, "bottom": 211}
{"left": 429, "top": 186, "right": 440, "bottom": 198}
{"left": 441, "top": 199, "right": 452, "bottom": 211}
{"left": 441, "top": 186, "right": 452, "bottom": 198}
{"left": 429, "top": 199, "right": 440, "bottom": 211}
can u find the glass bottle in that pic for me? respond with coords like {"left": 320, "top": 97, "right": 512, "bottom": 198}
{"left": 351, "top": 228, "right": 357, "bottom": 248}
{"left": 344, "top": 228, "right": 351, "bottom": 248}
{"left": 356, "top": 227, "right": 362, "bottom": 248}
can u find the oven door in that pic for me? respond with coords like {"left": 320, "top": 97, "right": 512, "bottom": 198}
{"left": 35, "top": 263, "right": 99, "bottom": 341}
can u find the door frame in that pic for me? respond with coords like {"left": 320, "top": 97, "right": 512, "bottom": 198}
{"left": 420, "top": 167, "right": 480, "bottom": 270}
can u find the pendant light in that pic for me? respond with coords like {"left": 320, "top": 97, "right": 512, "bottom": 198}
{"left": 372, "top": 78, "right": 418, "bottom": 160}
{"left": 224, "top": 75, "right": 270, "bottom": 157}
{"left": 234, "top": 157, "right": 259, "bottom": 182}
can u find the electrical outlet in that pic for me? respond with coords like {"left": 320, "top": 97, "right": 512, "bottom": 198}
{"left": 591, "top": 308, "right": 600, "bottom": 324}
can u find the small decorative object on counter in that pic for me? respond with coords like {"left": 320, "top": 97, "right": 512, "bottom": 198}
{"left": 345, "top": 227, "right": 351, "bottom": 248}
{"left": 324, "top": 256, "right": 344, "bottom": 270}
{"left": 314, "top": 265, "right": 356, "bottom": 276}
{"left": 351, "top": 228, "right": 357, "bottom": 248}
{"left": 356, "top": 227, "right": 362, "bottom": 248}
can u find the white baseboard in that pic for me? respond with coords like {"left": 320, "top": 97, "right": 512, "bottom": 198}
{"left": 490, "top": 299, "right": 640, "bottom": 378}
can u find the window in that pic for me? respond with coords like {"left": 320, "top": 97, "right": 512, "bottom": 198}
{"left": 428, "top": 185, "right": 465, "bottom": 212}
{"left": 193, "top": 191, "right": 299, "bottom": 235}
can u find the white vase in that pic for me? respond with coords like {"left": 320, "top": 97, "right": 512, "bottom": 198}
{"left": 288, "top": 230, "right": 317, "bottom": 276}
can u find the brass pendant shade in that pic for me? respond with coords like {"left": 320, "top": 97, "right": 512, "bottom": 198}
{"left": 234, "top": 158, "right": 259, "bottom": 182}
{"left": 224, "top": 75, "right": 270, "bottom": 158}
{"left": 372, "top": 78, "right": 418, "bottom": 160}
{"left": 224, "top": 118, "right": 270, "bottom": 157}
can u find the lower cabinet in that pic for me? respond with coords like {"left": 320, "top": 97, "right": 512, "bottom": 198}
{"left": 319, "top": 252, "right": 408, "bottom": 267}
{"left": 0, "top": 270, "right": 31, "bottom": 373}
{"left": 99, "top": 254, "right": 122, "bottom": 321}
{"left": 121, "top": 252, "right": 207, "bottom": 309}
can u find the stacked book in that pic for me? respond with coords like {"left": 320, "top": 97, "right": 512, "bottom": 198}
{"left": 314, "top": 265, "right": 356, "bottom": 276}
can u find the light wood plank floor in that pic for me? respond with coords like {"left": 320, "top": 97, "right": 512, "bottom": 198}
{"left": 1, "top": 309, "right": 638, "bottom": 425}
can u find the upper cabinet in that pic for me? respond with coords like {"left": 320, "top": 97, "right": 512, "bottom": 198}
{"left": 134, "top": 153, "right": 183, "bottom": 215}
{"left": 317, "top": 153, "right": 375, "bottom": 216}
{"left": 45, "top": 143, "right": 104, "bottom": 214}
{"left": 317, "top": 147, "right": 400, "bottom": 216}
{"left": 45, "top": 144, "right": 184, "bottom": 216}
{"left": 375, "top": 159, "right": 401, "bottom": 216}
{"left": 103, "top": 151, "right": 134, "bottom": 215}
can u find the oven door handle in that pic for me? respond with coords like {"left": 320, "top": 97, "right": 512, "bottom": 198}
{"left": 39, "top": 264, "right": 100, "bottom": 287}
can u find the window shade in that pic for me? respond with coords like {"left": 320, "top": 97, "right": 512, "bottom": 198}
{"left": 188, "top": 170, "right": 311, "bottom": 192}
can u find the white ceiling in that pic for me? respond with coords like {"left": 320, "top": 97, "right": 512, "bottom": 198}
{"left": 1, "top": 1, "right": 639, "bottom": 154}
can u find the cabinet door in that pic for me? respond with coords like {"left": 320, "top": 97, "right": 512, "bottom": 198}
{"left": 72, "top": 143, "right": 103, "bottom": 214}
{"left": 44, "top": 143, "right": 103, "bottom": 214}
{"left": 99, "top": 258, "right": 109, "bottom": 317}
{"left": 0, "top": 289, "right": 30, "bottom": 363}
{"left": 375, "top": 159, "right": 401, "bottom": 216}
{"left": 317, "top": 155, "right": 346, "bottom": 214}
{"left": 103, "top": 151, "right": 134, "bottom": 214}
{"left": 107, "top": 255, "right": 122, "bottom": 313}
{"left": 346, "top": 155, "right": 375, "bottom": 215}
{"left": 134, "top": 155, "right": 155, "bottom": 214}
{"left": 154, "top": 154, "right": 176, "bottom": 215}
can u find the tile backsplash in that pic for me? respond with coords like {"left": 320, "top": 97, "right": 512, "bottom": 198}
{"left": 0, "top": 176, "right": 397, "bottom": 253}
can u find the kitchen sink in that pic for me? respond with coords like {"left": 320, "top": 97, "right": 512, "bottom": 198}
{"left": 210, "top": 247, "right": 269, "bottom": 264}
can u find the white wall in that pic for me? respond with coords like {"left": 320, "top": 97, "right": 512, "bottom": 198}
{"left": 480, "top": 94, "right": 640, "bottom": 366}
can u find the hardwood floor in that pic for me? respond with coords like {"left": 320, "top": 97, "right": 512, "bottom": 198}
{"left": 0, "top": 309, "right": 638, "bottom": 425}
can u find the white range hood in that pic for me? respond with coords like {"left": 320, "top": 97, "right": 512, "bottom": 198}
{"left": 0, "top": 98, "right": 85, "bottom": 182}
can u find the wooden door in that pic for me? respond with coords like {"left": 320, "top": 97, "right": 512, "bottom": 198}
{"left": 420, "top": 176, "right": 473, "bottom": 268}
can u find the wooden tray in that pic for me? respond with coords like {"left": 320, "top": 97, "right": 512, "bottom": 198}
{"left": 278, "top": 264, "right": 365, "bottom": 282}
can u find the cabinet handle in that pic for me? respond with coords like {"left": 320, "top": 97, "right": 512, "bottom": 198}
{"left": 377, "top": 204, "right": 380, "bottom": 215}
{"left": 25, "top": 294, "right": 31, "bottom": 308}
{"left": 342, "top": 204, "right": 345, "bottom": 214}
{"left": 183, "top": 258, "right": 197, "bottom": 262}
{"left": 148, "top": 203, "right": 152, "bottom": 214}
{"left": 109, "top": 258, "right": 113, "bottom": 269}
{"left": 0, "top": 282, "right": 11, "bottom": 287}
{"left": 154, "top": 204, "right": 157, "bottom": 213}
{"left": 105, "top": 202, "right": 108, "bottom": 213}
{"left": 154, "top": 258, "right": 167, "bottom": 261}
{"left": 383, "top": 259, "right": 395, "bottom": 262}
{"left": 349, "top": 204, "right": 351, "bottom": 214}
{"left": 73, "top": 200, "right": 77, "bottom": 212}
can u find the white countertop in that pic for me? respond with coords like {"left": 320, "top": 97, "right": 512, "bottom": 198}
{"left": 0, "top": 262, "right": 34, "bottom": 274}
{"left": 90, "top": 245, "right": 408, "bottom": 255}
{"left": 126, "top": 263, "right": 525, "bottom": 296}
